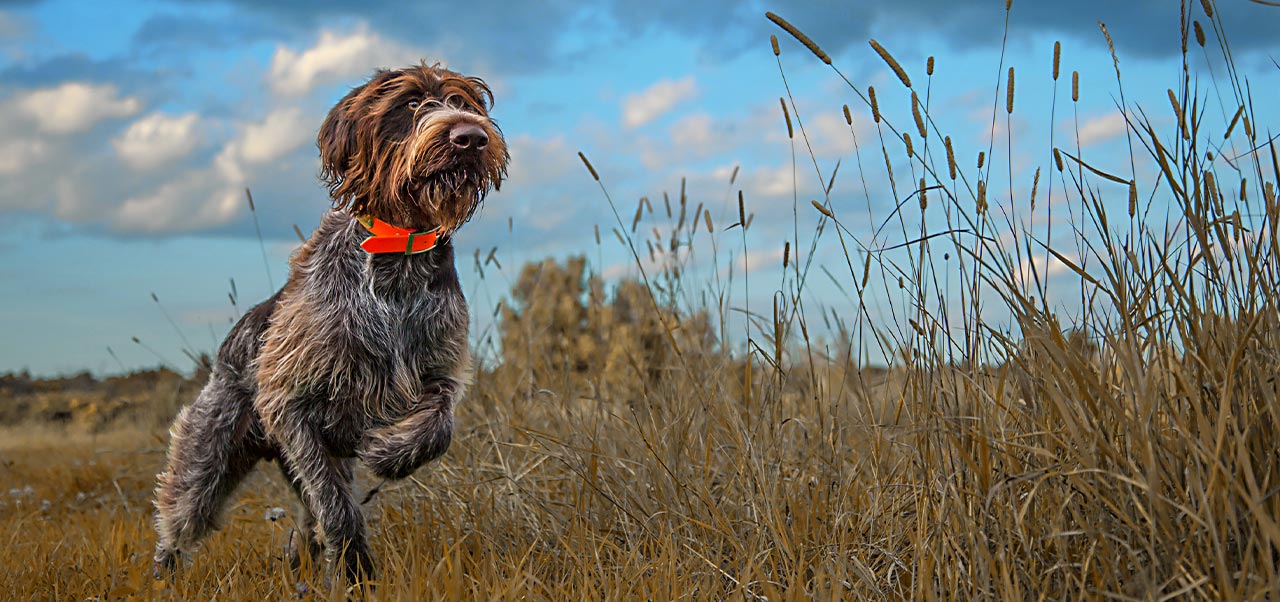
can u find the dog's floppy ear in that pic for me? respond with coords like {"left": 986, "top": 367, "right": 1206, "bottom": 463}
{"left": 317, "top": 88, "right": 360, "bottom": 205}
{"left": 318, "top": 70, "right": 393, "bottom": 207}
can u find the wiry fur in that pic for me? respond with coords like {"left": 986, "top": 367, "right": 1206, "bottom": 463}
{"left": 151, "top": 63, "right": 508, "bottom": 585}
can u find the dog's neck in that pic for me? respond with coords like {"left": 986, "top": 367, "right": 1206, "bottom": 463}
{"left": 354, "top": 213, "right": 446, "bottom": 256}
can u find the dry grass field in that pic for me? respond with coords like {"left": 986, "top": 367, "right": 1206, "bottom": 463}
{"left": 5, "top": 1, "right": 1280, "bottom": 599}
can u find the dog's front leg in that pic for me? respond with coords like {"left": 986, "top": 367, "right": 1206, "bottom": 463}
{"left": 358, "top": 381, "right": 456, "bottom": 480}
{"left": 270, "top": 407, "right": 375, "bottom": 585}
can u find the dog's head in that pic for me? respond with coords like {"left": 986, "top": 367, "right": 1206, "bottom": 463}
{"left": 318, "top": 63, "right": 509, "bottom": 233}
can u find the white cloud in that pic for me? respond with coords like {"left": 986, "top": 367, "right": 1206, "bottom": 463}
{"left": 1075, "top": 111, "right": 1128, "bottom": 148}
{"left": 734, "top": 244, "right": 787, "bottom": 275}
{"left": 1017, "top": 250, "right": 1075, "bottom": 284}
{"left": 742, "top": 164, "right": 802, "bottom": 198}
{"left": 622, "top": 76, "right": 697, "bottom": 128}
{"left": 113, "top": 172, "right": 241, "bottom": 233}
{"left": 0, "top": 137, "right": 47, "bottom": 175}
{"left": 113, "top": 112, "right": 201, "bottom": 170}
{"left": 268, "top": 24, "right": 421, "bottom": 96}
{"left": 501, "top": 134, "right": 574, "bottom": 188}
{"left": 642, "top": 98, "right": 864, "bottom": 172}
{"left": 670, "top": 113, "right": 715, "bottom": 149}
{"left": 237, "top": 108, "right": 311, "bottom": 164}
{"left": 0, "top": 82, "right": 310, "bottom": 233}
{"left": 641, "top": 110, "right": 742, "bottom": 170}
{"left": 215, "top": 107, "right": 313, "bottom": 183}
{"left": 798, "top": 111, "right": 864, "bottom": 157}
{"left": 15, "top": 82, "right": 140, "bottom": 134}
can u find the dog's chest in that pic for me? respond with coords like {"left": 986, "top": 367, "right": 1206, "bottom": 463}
{"left": 333, "top": 253, "right": 467, "bottom": 408}
{"left": 275, "top": 218, "right": 468, "bottom": 415}
{"left": 361, "top": 253, "right": 467, "bottom": 368}
{"left": 294, "top": 254, "right": 466, "bottom": 453}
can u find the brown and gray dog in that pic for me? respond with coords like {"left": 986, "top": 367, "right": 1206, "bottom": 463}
{"left": 151, "top": 63, "right": 508, "bottom": 584}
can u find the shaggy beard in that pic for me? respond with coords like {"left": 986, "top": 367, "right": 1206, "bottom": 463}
{"left": 404, "top": 170, "right": 490, "bottom": 233}
{"left": 386, "top": 109, "right": 506, "bottom": 232}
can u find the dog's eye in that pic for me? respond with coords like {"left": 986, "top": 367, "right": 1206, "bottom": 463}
{"left": 407, "top": 100, "right": 421, "bottom": 110}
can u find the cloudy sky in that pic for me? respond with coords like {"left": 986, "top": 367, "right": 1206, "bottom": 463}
{"left": 1, "top": 0, "right": 1276, "bottom": 375}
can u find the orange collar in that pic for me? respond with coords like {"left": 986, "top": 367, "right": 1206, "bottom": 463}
{"left": 355, "top": 215, "right": 443, "bottom": 255}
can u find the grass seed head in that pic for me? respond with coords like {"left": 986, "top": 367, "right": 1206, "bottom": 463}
{"left": 631, "top": 201, "right": 643, "bottom": 232}
{"left": 811, "top": 200, "right": 834, "bottom": 218}
{"left": 578, "top": 151, "right": 600, "bottom": 181}
{"left": 779, "top": 97, "right": 793, "bottom": 138}
{"left": 869, "top": 39, "right": 912, "bottom": 88}
{"left": 913, "top": 92, "right": 928, "bottom": 138}
{"left": 945, "top": 136, "right": 957, "bottom": 180}
{"left": 1053, "top": 41, "right": 1061, "bottom": 80}
{"left": 770, "top": 34, "right": 780, "bottom": 56}
{"left": 1099, "top": 21, "right": 1120, "bottom": 77}
{"left": 1006, "top": 67, "right": 1015, "bottom": 114}
{"left": 1224, "top": 105, "right": 1244, "bottom": 139}
{"left": 1223, "top": 106, "right": 1244, "bottom": 140}
{"left": 1169, "top": 89, "right": 1189, "bottom": 140}
{"left": 766, "top": 12, "right": 832, "bottom": 64}
{"left": 1031, "top": 167, "right": 1040, "bottom": 209}
{"left": 869, "top": 86, "right": 881, "bottom": 123}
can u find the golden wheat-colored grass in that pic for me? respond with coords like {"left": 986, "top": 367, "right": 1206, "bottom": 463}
{"left": 4, "top": 1, "right": 1280, "bottom": 599}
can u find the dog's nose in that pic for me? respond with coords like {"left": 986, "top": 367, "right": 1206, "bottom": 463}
{"left": 449, "top": 123, "right": 488, "bottom": 151}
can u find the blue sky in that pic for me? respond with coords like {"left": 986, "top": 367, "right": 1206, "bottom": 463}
{"left": 1, "top": 0, "right": 1277, "bottom": 375}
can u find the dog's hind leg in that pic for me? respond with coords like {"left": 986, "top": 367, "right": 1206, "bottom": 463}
{"left": 152, "top": 371, "right": 263, "bottom": 578}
